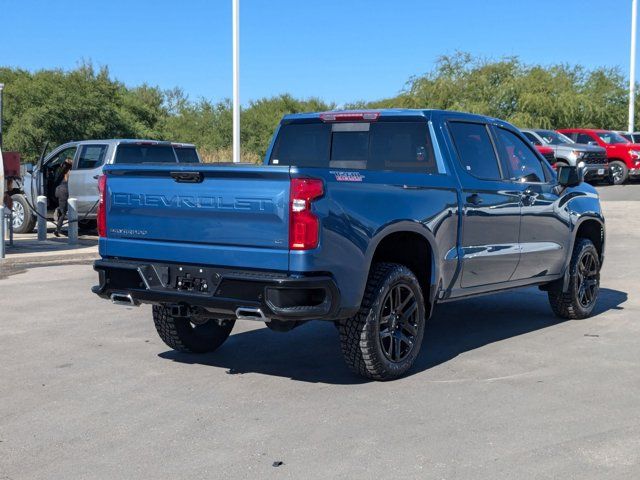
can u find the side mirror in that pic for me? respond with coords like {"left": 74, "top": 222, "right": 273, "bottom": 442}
{"left": 557, "top": 165, "right": 583, "bottom": 187}
{"left": 25, "top": 163, "right": 34, "bottom": 174}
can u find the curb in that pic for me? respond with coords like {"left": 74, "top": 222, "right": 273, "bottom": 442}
{"left": 0, "top": 250, "right": 98, "bottom": 270}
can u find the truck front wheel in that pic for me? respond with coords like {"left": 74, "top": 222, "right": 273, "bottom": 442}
{"left": 152, "top": 305, "right": 235, "bottom": 353}
{"left": 339, "top": 263, "right": 426, "bottom": 381}
{"left": 11, "top": 194, "right": 37, "bottom": 234}
{"left": 547, "top": 238, "right": 600, "bottom": 319}
{"left": 609, "top": 160, "right": 628, "bottom": 185}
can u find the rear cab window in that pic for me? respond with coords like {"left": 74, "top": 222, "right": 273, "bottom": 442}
{"left": 114, "top": 144, "right": 177, "bottom": 164}
{"left": 269, "top": 120, "right": 441, "bottom": 174}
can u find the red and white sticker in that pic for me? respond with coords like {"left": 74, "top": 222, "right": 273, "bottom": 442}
{"left": 330, "top": 171, "right": 365, "bottom": 182}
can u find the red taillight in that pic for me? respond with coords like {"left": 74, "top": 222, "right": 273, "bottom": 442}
{"left": 320, "top": 111, "right": 380, "bottom": 122}
{"left": 289, "top": 178, "right": 323, "bottom": 250}
{"left": 97, "top": 174, "right": 107, "bottom": 237}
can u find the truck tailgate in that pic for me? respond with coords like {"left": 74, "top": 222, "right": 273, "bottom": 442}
{"left": 102, "top": 164, "right": 291, "bottom": 270}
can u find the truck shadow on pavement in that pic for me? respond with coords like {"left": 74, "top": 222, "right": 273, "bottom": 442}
{"left": 158, "top": 287, "right": 627, "bottom": 384}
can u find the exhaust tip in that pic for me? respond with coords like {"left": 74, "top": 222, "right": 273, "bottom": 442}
{"left": 110, "top": 293, "right": 138, "bottom": 307}
{"left": 235, "top": 307, "right": 269, "bottom": 322}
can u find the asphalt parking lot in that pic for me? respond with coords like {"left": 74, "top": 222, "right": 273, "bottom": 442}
{"left": 1, "top": 184, "right": 638, "bottom": 480}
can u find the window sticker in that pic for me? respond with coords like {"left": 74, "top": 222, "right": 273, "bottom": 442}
{"left": 330, "top": 171, "right": 365, "bottom": 182}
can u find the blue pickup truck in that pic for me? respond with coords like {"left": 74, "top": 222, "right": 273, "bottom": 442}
{"left": 92, "top": 110, "right": 605, "bottom": 380}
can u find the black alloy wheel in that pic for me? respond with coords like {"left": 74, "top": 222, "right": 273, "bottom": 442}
{"left": 609, "top": 161, "right": 627, "bottom": 185}
{"left": 378, "top": 284, "right": 419, "bottom": 362}
{"left": 548, "top": 238, "right": 600, "bottom": 319}
{"left": 339, "top": 263, "right": 426, "bottom": 380}
{"left": 576, "top": 249, "right": 599, "bottom": 309}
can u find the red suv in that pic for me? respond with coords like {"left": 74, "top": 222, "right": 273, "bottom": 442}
{"left": 558, "top": 128, "right": 640, "bottom": 184}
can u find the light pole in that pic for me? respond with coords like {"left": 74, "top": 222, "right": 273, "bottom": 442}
{"left": 0, "top": 83, "right": 4, "bottom": 149}
{"left": 232, "top": 0, "right": 240, "bottom": 163}
{"left": 0, "top": 83, "right": 4, "bottom": 259}
{"left": 629, "top": 0, "right": 637, "bottom": 132}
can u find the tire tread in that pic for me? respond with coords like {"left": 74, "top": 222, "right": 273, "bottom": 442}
{"left": 339, "top": 263, "right": 425, "bottom": 380}
{"left": 152, "top": 305, "right": 233, "bottom": 353}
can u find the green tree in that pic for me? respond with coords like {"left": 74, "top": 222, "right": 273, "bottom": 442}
{"left": 1, "top": 54, "right": 639, "bottom": 164}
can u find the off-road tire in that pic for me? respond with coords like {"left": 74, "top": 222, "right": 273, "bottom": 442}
{"left": 548, "top": 238, "right": 600, "bottom": 319}
{"left": 339, "top": 263, "right": 426, "bottom": 381}
{"left": 11, "top": 194, "right": 36, "bottom": 234}
{"left": 152, "top": 305, "right": 235, "bottom": 353}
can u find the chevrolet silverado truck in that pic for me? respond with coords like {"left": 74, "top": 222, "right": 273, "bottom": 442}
{"left": 559, "top": 128, "right": 640, "bottom": 185}
{"left": 92, "top": 110, "right": 605, "bottom": 381}
{"left": 521, "top": 129, "right": 608, "bottom": 181}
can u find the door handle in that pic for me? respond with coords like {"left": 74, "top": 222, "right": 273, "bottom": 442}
{"left": 466, "top": 193, "right": 483, "bottom": 206}
{"left": 170, "top": 171, "right": 204, "bottom": 183}
{"left": 92, "top": 175, "right": 99, "bottom": 179}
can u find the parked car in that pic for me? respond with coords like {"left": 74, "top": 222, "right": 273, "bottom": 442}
{"left": 558, "top": 128, "right": 640, "bottom": 185}
{"left": 12, "top": 140, "right": 200, "bottom": 233}
{"left": 614, "top": 131, "right": 640, "bottom": 143}
{"left": 521, "top": 129, "right": 608, "bottom": 181}
{"left": 92, "top": 110, "right": 605, "bottom": 381}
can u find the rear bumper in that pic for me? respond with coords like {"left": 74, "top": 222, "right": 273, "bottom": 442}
{"left": 92, "top": 258, "right": 345, "bottom": 321}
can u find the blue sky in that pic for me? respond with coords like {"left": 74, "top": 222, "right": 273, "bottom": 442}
{"left": 0, "top": 0, "right": 635, "bottom": 105}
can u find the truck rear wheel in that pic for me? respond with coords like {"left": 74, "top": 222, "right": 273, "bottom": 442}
{"left": 152, "top": 305, "right": 235, "bottom": 353}
{"left": 548, "top": 238, "right": 600, "bottom": 319}
{"left": 339, "top": 263, "right": 426, "bottom": 381}
{"left": 11, "top": 194, "right": 36, "bottom": 234}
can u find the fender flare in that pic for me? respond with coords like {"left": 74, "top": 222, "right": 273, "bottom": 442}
{"left": 561, "top": 213, "right": 605, "bottom": 291}
{"left": 361, "top": 220, "right": 441, "bottom": 306}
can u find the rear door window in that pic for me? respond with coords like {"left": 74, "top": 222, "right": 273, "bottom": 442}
{"left": 448, "top": 122, "right": 502, "bottom": 180}
{"left": 369, "top": 122, "right": 437, "bottom": 172}
{"left": 77, "top": 144, "right": 108, "bottom": 169}
{"left": 174, "top": 147, "right": 200, "bottom": 163}
{"left": 114, "top": 144, "right": 177, "bottom": 164}
{"left": 269, "top": 121, "right": 438, "bottom": 173}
